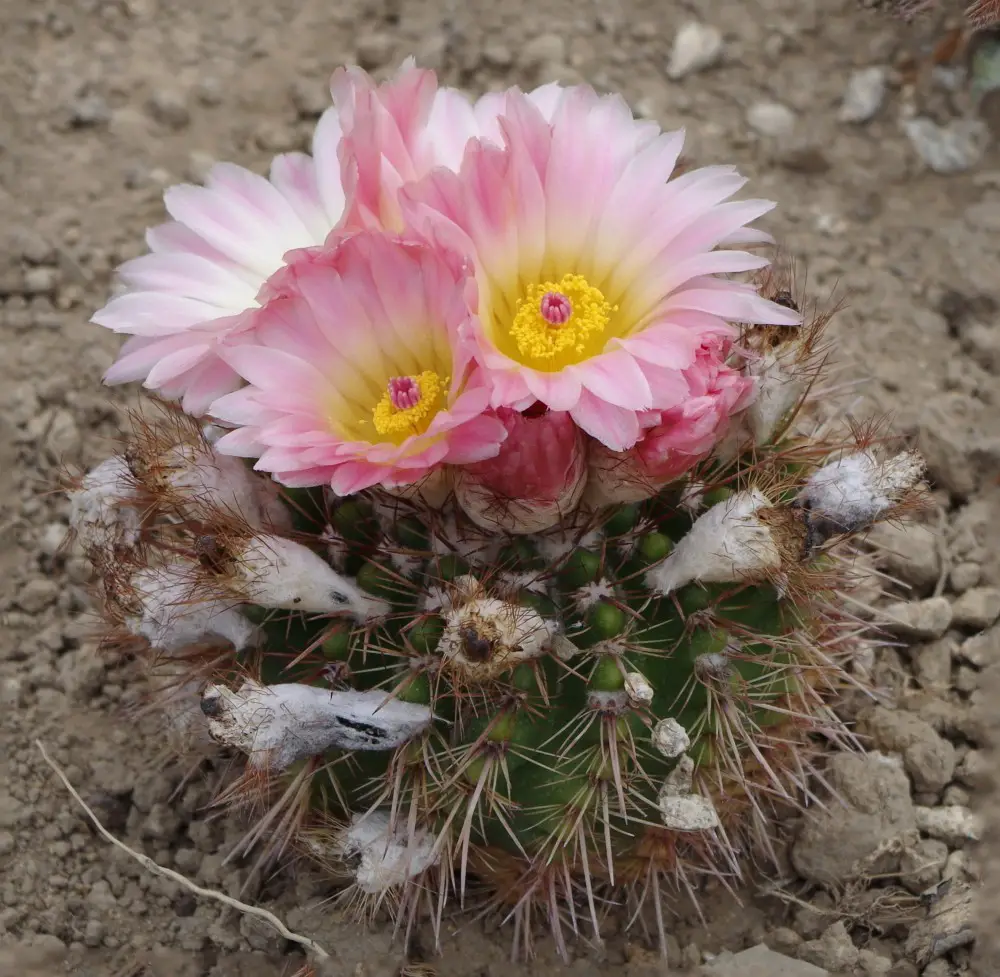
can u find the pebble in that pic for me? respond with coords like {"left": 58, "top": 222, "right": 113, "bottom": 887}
{"left": 185, "top": 151, "right": 215, "bottom": 183}
{"left": 289, "top": 78, "right": 330, "bottom": 119}
{"left": 797, "top": 921, "right": 859, "bottom": 972}
{"left": 482, "top": 42, "right": 514, "bottom": 69}
{"left": 701, "top": 943, "right": 830, "bottom": 976}
{"left": 857, "top": 949, "right": 893, "bottom": 976}
{"left": 666, "top": 22, "right": 724, "bottom": 80}
{"left": 254, "top": 123, "right": 299, "bottom": 153}
{"left": 904, "top": 117, "right": 989, "bottom": 174}
{"left": 881, "top": 597, "right": 953, "bottom": 640}
{"left": 69, "top": 93, "right": 111, "bottom": 127}
{"left": 519, "top": 33, "right": 567, "bottom": 71}
{"left": 147, "top": 89, "right": 191, "bottom": 129}
{"left": 912, "top": 635, "right": 956, "bottom": 690}
{"left": 839, "top": 67, "right": 887, "bottom": 124}
{"left": 956, "top": 623, "right": 998, "bottom": 666}
{"left": 355, "top": 30, "right": 395, "bottom": 69}
{"left": 904, "top": 882, "right": 974, "bottom": 965}
{"left": 950, "top": 561, "right": 981, "bottom": 592}
{"left": 955, "top": 749, "right": 988, "bottom": 789}
{"left": 950, "top": 586, "right": 1000, "bottom": 629}
{"left": 792, "top": 752, "right": 916, "bottom": 884}
{"left": 868, "top": 521, "right": 940, "bottom": 591}
{"left": 914, "top": 805, "right": 983, "bottom": 845}
{"left": 22, "top": 267, "right": 59, "bottom": 296}
{"left": 864, "top": 705, "right": 956, "bottom": 792}
{"left": 44, "top": 408, "right": 80, "bottom": 463}
{"left": 17, "top": 578, "right": 59, "bottom": 614}
{"left": 899, "top": 837, "right": 948, "bottom": 894}
{"left": 747, "top": 100, "right": 797, "bottom": 138}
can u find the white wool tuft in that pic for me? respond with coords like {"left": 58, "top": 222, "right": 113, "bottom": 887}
{"left": 68, "top": 456, "right": 143, "bottom": 552}
{"left": 201, "top": 680, "right": 433, "bottom": 770}
{"left": 127, "top": 563, "right": 258, "bottom": 653}
{"left": 340, "top": 811, "right": 439, "bottom": 895}
{"left": 232, "top": 535, "right": 389, "bottom": 620}
{"left": 646, "top": 489, "right": 781, "bottom": 594}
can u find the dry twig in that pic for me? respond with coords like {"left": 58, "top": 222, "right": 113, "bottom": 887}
{"left": 35, "top": 739, "right": 331, "bottom": 962}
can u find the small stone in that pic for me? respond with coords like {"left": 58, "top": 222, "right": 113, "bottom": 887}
{"left": 254, "top": 123, "right": 298, "bottom": 153}
{"left": 666, "top": 22, "right": 723, "bottom": 80}
{"left": 913, "top": 635, "right": 957, "bottom": 690}
{"left": 858, "top": 949, "right": 893, "bottom": 976}
{"left": 956, "top": 749, "right": 988, "bottom": 789}
{"left": 482, "top": 42, "right": 514, "bottom": 68}
{"left": 747, "top": 101, "right": 796, "bottom": 138}
{"left": 921, "top": 961, "right": 950, "bottom": 977}
{"left": 83, "top": 919, "right": 105, "bottom": 948}
{"left": 239, "top": 914, "right": 284, "bottom": 952}
{"left": 355, "top": 31, "right": 395, "bottom": 70}
{"left": 900, "top": 838, "right": 948, "bottom": 894}
{"left": 701, "top": 943, "right": 830, "bottom": 976}
{"left": 886, "top": 963, "right": 918, "bottom": 977}
{"left": 196, "top": 77, "right": 223, "bottom": 107}
{"left": 23, "top": 266, "right": 59, "bottom": 296}
{"left": 797, "top": 921, "right": 859, "bottom": 972}
{"left": 69, "top": 93, "right": 111, "bottom": 127}
{"left": 957, "top": 624, "right": 999, "bottom": 666}
{"left": 868, "top": 521, "right": 941, "bottom": 591}
{"left": 147, "top": 89, "right": 190, "bottom": 129}
{"left": 881, "top": 598, "right": 953, "bottom": 640}
{"left": 86, "top": 880, "right": 117, "bottom": 911}
{"left": 776, "top": 140, "right": 831, "bottom": 174}
{"left": 904, "top": 117, "right": 989, "bottom": 174}
{"left": 950, "top": 561, "right": 981, "bottom": 593}
{"left": 792, "top": 752, "right": 916, "bottom": 885}
{"left": 950, "top": 586, "right": 1000, "bottom": 630}
{"left": 904, "top": 882, "right": 974, "bottom": 965}
{"left": 38, "top": 521, "right": 68, "bottom": 558}
{"left": 185, "top": 151, "right": 215, "bottom": 183}
{"left": 17, "top": 578, "right": 59, "bottom": 613}
{"left": 766, "top": 928, "right": 803, "bottom": 955}
{"left": 915, "top": 805, "right": 983, "bottom": 845}
{"left": 58, "top": 650, "right": 107, "bottom": 701}
{"left": 519, "top": 33, "right": 567, "bottom": 71}
{"left": 864, "top": 705, "right": 956, "bottom": 792}
{"left": 143, "top": 803, "right": 182, "bottom": 841}
{"left": 839, "top": 67, "right": 887, "bottom": 123}
{"left": 954, "top": 664, "right": 979, "bottom": 692}
{"left": 0, "top": 831, "right": 14, "bottom": 855}
{"left": 289, "top": 79, "right": 329, "bottom": 119}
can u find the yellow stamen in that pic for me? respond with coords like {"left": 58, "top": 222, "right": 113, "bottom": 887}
{"left": 509, "top": 274, "right": 616, "bottom": 365}
{"left": 371, "top": 370, "right": 446, "bottom": 439}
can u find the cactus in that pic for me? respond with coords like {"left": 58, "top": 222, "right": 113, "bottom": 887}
{"left": 68, "top": 64, "right": 927, "bottom": 959}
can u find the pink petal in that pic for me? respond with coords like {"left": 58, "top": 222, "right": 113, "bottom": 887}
{"left": 570, "top": 391, "right": 641, "bottom": 452}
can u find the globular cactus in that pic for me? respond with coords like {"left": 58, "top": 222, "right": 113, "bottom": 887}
{"left": 67, "top": 62, "right": 927, "bottom": 960}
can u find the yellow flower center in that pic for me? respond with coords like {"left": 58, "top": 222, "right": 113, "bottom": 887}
{"left": 509, "top": 274, "right": 616, "bottom": 367}
{"left": 370, "top": 371, "right": 446, "bottom": 440}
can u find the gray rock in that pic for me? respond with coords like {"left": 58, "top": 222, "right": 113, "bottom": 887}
{"left": 912, "top": 635, "right": 957, "bottom": 690}
{"left": 915, "top": 805, "right": 983, "bottom": 845}
{"left": 797, "top": 921, "right": 859, "bottom": 972}
{"left": 22, "top": 266, "right": 59, "bottom": 296}
{"left": 69, "top": 93, "right": 111, "bottom": 127}
{"left": 701, "top": 943, "right": 829, "bottom": 976}
{"left": 864, "top": 705, "right": 956, "bottom": 792}
{"left": 886, "top": 963, "right": 918, "bottom": 977}
{"left": 881, "top": 597, "right": 953, "bottom": 640}
{"left": 519, "top": 33, "right": 567, "bottom": 71}
{"left": 904, "top": 882, "right": 974, "bottom": 965}
{"left": 900, "top": 837, "right": 949, "bottom": 894}
{"left": 957, "top": 623, "right": 998, "bottom": 666}
{"left": 839, "top": 66, "right": 887, "bottom": 123}
{"left": 905, "top": 117, "right": 989, "bottom": 174}
{"left": 185, "top": 150, "right": 216, "bottom": 183}
{"left": 868, "top": 521, "right": 940, "bottom": 591}
{"left": 747, "top": 100, "right": 797, "bottom": 137}
{"left": 666, "top": 22, "right": 723, "bottom": 80}
{"left": 57, "top": 650, "right": 106, "bottom": 701}
{"left": 482, "top": 42, "right": 514, "bottom": 69}
{"left": 792, "top": 752, "right": 916, "bottom": 884}
{"left": 949, "top": 561, "right": 981, "bottom": 593}
{"left": 955, "top": 748, "right": 988, "bottom": 789}
{"left": 147, "top": 89, "right": 191, "bottom": 129}
{"left": 857, "top": 949, "right": 893, "bottom": 976}
{"left": 950, "top": 586, "right": 1000, "bottom": 630}
{"left": 17, "top": 578, "right": 59, "bottom": 614}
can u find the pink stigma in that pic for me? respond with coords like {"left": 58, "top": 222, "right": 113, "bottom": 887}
{"left": 388, "top": 376, "right": 421, "bottom": 410}
{"left": 539, "top": 291, "right": 572, "bottom": 326}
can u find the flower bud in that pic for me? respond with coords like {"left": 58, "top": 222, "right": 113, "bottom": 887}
{"left": 454, "top": 407, "right": 586, "bottom": 534}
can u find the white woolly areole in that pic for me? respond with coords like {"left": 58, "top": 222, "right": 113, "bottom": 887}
{"left": 201, "top": 680, "right": 433, "bottom": 770}
{"left": 231, "top": 535, "right": 389, "bottom": 620}
{"left": 652, "top": 718, "right": 691, "bottom": 758}
{"left": 679, "top": 480, "right": 706, "bottom": 515}
{"left": 438, "top": 582, "right": 554, "bottom": 679}
{"left": 339, "top": 811, "right": 439, "bottom": 895}
{"left": 646, "top": 489, "right": 781, "bottom": 595}
{"left": 657, "top": 755, "right": 720, "bottom": 832}
{"left": 127, "top": 563, "right": 258, "bottom": 653}
{"left": 537, "top": 524, "right": 602, "bottom": 564}
{"left": 800, "top": 449, "right": 925, "bottom": 535}
{"left": 573, "top": 579, "right": 616, "bottom": 613}
{"left": 624, "top": 671, "right": 654, "bottom": 705}
{"left": 68, "top": 456, "right": 143, "bottom": 552}
{"left": 747, "top": 337, "right": 810, "bottom": 444}
{"left": 164, "top": 444, "right": 291, "bottom": 533}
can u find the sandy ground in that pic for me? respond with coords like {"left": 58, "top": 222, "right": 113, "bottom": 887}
{"left": 2, "top": 0, "right": 1000, "bottom": 974}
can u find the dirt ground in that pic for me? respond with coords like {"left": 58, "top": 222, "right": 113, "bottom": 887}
{"left": 2, "top": 0, "right": 1000, "bottom": 974}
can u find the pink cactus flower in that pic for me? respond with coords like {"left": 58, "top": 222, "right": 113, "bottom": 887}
{"left": 94, "top": 113, "right": 348, "bottom": 415}
{"left": 586, "top": 340, "right": 756, "bottom": 505}
{"left": 208, "top": 230, "right": 508, "bottom": 496}
{"left": 454, "top": 406, "right": 587, "bottom": 533}
{"left": 402, "top": 84, "right": 799, "bottom": 452}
